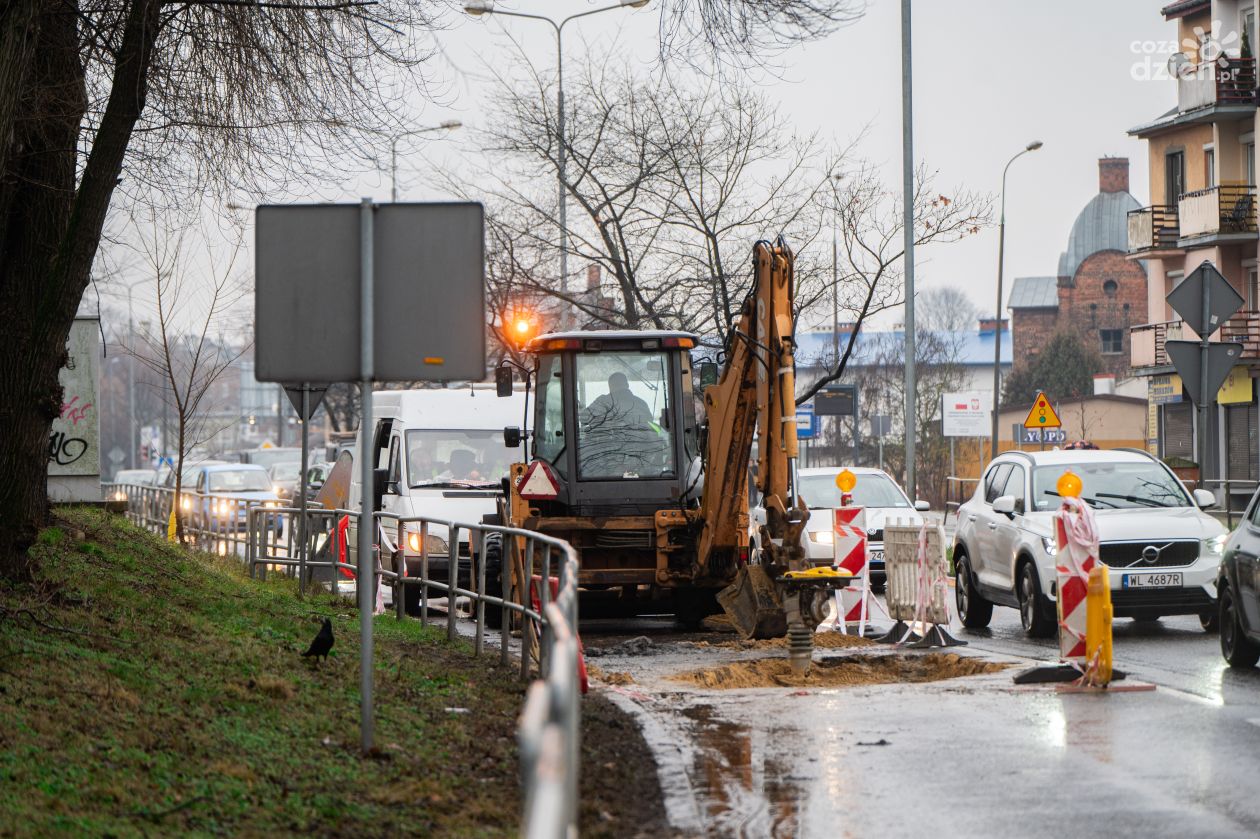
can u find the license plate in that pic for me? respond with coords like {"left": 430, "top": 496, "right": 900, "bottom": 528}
{"left": 869, "top": 550, "right": 885, "bottom": 565}
{"left": 1122, "top": 572, "right": 1183, "bottom": 589}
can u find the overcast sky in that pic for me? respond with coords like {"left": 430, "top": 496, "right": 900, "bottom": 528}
{"left": 99, "top": 1, "right": 1182, "bottom": 334}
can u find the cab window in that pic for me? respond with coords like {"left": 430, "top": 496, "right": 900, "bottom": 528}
{"left": 574, "top": 351, "right": 675, "bottom": 480}
{"left": 1000, "top": 464, "right": 1026, "bottom": 511}
{"left": 984, "top": 463, "right": 1012, "bottom": 504}
{"left": 533, "top": 355, "right": 566, "bottom": 474}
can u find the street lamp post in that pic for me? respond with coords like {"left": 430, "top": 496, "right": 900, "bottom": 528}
{"left": 465, "top": 0, "right": 649, "bottom": 300}
{"left": 386, "top": 121, "right": 461, "bottom": 202}
{"left": 121, "top": 278, "right": 149, "bottom": 470}
{"left": 989, "top": 140, "right": 1044, "bottom": 461}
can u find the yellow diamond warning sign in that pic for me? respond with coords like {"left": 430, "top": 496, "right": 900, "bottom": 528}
{"left": 1023, "top": 391, "right": 1061, "bottom": 429}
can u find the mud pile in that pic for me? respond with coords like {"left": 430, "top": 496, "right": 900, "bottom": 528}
{"left": 671, "top": 652, "right": 1008, "bottom": 690}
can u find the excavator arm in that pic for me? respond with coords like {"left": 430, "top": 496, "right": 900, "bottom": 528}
{"left": 698, "top": 240, "right": 841, "bottom": 647}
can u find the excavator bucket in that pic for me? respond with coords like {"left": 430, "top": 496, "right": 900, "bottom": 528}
{"left": 718, "top": 564, "right": 787, "bottom": 640}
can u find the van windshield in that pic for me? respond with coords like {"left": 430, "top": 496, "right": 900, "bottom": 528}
{"left": 208, "top": 470, "right": 272, "bottom": 493}
{"left": 406, "top": 430, "right": 509, "bottom": 487}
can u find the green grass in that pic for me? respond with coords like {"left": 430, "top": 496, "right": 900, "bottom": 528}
{"left": 0, "top": 508, "right": 525, "bottom": 838}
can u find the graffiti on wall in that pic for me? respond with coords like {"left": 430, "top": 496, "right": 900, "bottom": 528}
{"left": 48, "top": 320, "right": 100, "bottom": 477}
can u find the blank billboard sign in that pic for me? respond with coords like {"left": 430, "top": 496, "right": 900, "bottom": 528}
{"left": 255, "top": 202, "right": 485, "bottom": 383}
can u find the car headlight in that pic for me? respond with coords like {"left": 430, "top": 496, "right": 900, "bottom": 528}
{"left": 264, "top": 501, "right": 279, "bottom": 509}
{"left": 181, "top": 496, "right": 191, "bottom": 510}
{"left": 808, "top": 530, "right": 835, "bottom": 545}
{"left": 405, "top": 530, "right": 449, "bottom": 555}
{"left": 214, "top": 500, "right": 225, "bottom": 514}
{"left": 1041, "top": 535, "right": 1058, "bottom": 557}
{"left": 1202, "top": 535, "right": 1227, "bottom": 557}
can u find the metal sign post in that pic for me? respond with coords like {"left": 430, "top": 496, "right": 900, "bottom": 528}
{"left": 358, "top": 197, "right": 375, "bottom": 754}
{"left": 1165, "top": 261, "right": 1246, "bottom": 478}
{"left": 284, "top": 383, "right": 327, "bottom": 599}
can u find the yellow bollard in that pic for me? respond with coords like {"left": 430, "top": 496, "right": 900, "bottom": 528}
{"left": 1085, "top": 565, "right": 1113, "bottom": 686}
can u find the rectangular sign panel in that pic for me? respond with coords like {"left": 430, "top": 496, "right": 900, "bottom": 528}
{"left": 255, "top": 202, "right": 486, "bottom": 383}
{"left": 795, "top": 406, "right": 818, "bottom": 440}
{"left": 48, "top": 318, "right": 101, "bottom": 503}
{"left": 1022, "top": 427, "right": 1068, "bottom": 444}
{"left": 814, "top": 385, "right": 855, "bottom": 416}
{"left": 1150, "top": 374, "right": 1183, "bottom": 404}
{"left": 941, "top": 391, "right": 991, "bottom": 437}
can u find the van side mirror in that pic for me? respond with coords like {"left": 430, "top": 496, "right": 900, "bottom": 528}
{"left": 699, "top": 361, "right": 719, "bottom": 389}
{"left": 504, "top": 426, "right": 522, "bottom": 448}
{"left": 992, "top": 495, "right": 1016, "bottom": 517}
{"left": 914, "top": 500, "right": 930, "bottom": 512}
{"left": 495, "top": 366, "right": 513, "bottom": 397}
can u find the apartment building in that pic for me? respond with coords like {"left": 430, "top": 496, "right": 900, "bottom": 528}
{"left": 1129, "top": 0, "right": 1260, "bottom": 487}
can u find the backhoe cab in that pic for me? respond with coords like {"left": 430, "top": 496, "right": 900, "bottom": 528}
{"left": 503, "top": 331, "right": 726, "bottom": 611}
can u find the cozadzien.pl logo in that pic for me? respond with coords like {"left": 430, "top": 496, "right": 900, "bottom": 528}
{"left": 1131, "top": 19, "right": 1244, "bottom": 81}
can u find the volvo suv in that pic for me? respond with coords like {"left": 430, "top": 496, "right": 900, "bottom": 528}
{"left": 952, "top": 449, "right": 1226, "bottom": 637}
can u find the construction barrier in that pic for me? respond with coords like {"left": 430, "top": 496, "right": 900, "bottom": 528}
{"left": 832, "top": 506, "right": 880, "bottom": 634}
{"left": 878, "top": 520, "right": 964, "bottom": 647}
{"left": 1083, "top": 565, "right": 1113, "bottom": 687}
{"left": 1055, "top": 495, "right": 1099, "bottom": 664}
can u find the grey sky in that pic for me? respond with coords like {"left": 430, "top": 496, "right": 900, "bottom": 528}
{"left": 102, "top": 1, "right": 1180, "bottom": 334}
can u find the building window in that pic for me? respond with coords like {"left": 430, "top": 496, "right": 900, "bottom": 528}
{"left": 1206, "top": 148, "right": 1216, "bottom": 188}
{"left": 1100, "top": 329, "right": 1123, "bottom": 354}
{"left": 1103, "top": 279, "right": 1118, "bottom": 296}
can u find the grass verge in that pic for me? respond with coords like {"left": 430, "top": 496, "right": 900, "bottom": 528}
{"left": 0, "top": 508, "right": 666, "bottom": 837}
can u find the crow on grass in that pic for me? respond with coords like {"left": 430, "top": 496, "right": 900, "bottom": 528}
{"left": 302, "top": 618, "right": 334, "bottom": 663}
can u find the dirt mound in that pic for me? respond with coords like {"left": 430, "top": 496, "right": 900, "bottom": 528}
{"left": 587, "top": 664, "right": 637, "bottom": 686}
{"left": 671, "top": 652, "right": 1008, "bottom": 690}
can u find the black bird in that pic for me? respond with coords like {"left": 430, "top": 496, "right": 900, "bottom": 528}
{"left": 302, "top": 618, "right": 334, "bottom": 663}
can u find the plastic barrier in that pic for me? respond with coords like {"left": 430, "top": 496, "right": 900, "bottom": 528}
{"left": 531, "top": 575, "right": 588, "bottom": 694}
{"left": 832, "top": 506, "right": 878, "bottom": 634}
{"left": 1055, "top": 495, "right": 1098, "bottom": 663}
{"left": 877, "top": 520, "right": 964, "bottom": 647}
{"left": 1083, "top": 565, "right": 1113, "bottom": 686}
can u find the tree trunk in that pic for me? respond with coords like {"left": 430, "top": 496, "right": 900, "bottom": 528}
{"left": 0, "top": 0, "right": 161, "bottom": 577}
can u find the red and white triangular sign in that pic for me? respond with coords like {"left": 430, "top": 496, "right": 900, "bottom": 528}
{"left": 518, "top": 461, "right": 561, "bottom": 500}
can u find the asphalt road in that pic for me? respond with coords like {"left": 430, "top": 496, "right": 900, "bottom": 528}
{"left": 585, "top": 601, "right": 1260, "bottom": 838}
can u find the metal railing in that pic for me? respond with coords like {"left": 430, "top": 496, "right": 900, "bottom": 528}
{"left": 1196, "top": 478, "right": 1260, "bottom": 530}
{"left": 246, "top": 504, "right": 582, "bottom": 838}
{"left": 109, "top": 485, "right": 584, "bottom": 838}
{"left": 943, "top": 476, "right": 980, "bottom": 523}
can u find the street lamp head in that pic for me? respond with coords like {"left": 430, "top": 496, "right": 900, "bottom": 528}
{"left": 1026, "top": 140, "right": 1044, "bottom": 152}
{"left": 620, "top": 0, "right": 650, "bottom": 7}
{"left": 464, "top": 0, "right": 493, "bottom": 16}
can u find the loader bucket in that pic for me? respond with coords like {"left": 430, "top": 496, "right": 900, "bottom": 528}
{"left": 718, "top": 565, "right": 787, "bottom": 640}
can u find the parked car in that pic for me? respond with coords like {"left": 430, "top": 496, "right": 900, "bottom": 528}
{"left": 953, "top": 449, "right": 1226, "bottom": 638}
{"left": 267, "top": 460, "right": 303, "bottom": 503}
{"left": 1217, "top": 490, "right": 1260, "bottom": 667}
{"left": 112, "top": 468, "right": 158, "bottom": 486}
{"left": 181, "top": 463, "right": 283, "bottom": 532}
{"left": 750, "top": 466, "right": 928, "bottom": 589}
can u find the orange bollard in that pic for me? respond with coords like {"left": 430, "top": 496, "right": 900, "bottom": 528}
{"left": 1085, "top": 565, "right": 1113, "bottom": 686}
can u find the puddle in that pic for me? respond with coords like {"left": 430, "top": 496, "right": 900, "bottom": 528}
{"left": 683, "top": 704, "right": 802, "bottom": 836}
{"left": 671, "top": 652, "right": 1009, "bottom": 690}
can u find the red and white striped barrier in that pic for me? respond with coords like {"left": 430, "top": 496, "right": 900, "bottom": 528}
{"left": 1054, "top": 496, "right": 1099, "bottom": 664}
{"left": 832, "top": 507, "right": 885, "bottom": 635}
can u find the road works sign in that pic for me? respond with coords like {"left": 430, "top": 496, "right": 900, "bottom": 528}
{"left": 1023, "top": 392, "right": 1061, "bottom": 429}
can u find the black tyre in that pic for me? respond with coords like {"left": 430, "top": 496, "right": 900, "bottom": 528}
{"left": 1220, "top": 583, "right": 1260, "bottom": 668}
{"left": 482, "top": 535, "right": 505, "bottom": 631}
{"left": 1017, "top": 561, "right": 1056, "bottom": 639}
{"left": 954, "top": 554, "right": 993, "bottom": 629}
{"left": 1200, "top": 609, "right": 1220, "bottom": 633}
{"left": 673, "top": 588, "right": 720, "bottom": 630}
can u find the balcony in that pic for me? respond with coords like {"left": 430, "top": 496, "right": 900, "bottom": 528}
{"left": 1178, "top": 56, "right": 1259, "bottom": 111}
{"left": 1127, "top": 205, "right": 1180, "bottom": 254}
{"left": 1132, "top": 311, "right": 1260, "bottom": 371}
{"left": 1178, "top": 184, "right": 1257, "bottom": 240}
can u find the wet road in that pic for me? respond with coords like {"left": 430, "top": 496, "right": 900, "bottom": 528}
{"left": 585, "top": 601, "right": 1260, "bottom": 838}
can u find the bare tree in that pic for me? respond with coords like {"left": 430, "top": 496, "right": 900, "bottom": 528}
{"left": 795, "top": 163, "right": 991, "bottom": 405}
{"left": 467, "top": 57, "right": 835, "bottom": 345}
{"left": 129, "top": 219, "right": 248, "bottom": 543}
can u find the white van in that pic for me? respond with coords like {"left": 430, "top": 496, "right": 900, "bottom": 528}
{"left": 347, "top": 387, "right": 527, "bottom": 614}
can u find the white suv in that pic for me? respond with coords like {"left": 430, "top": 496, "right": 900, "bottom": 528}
{"left": 952, "top": 449, "right": 1227, "bottom": 637}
